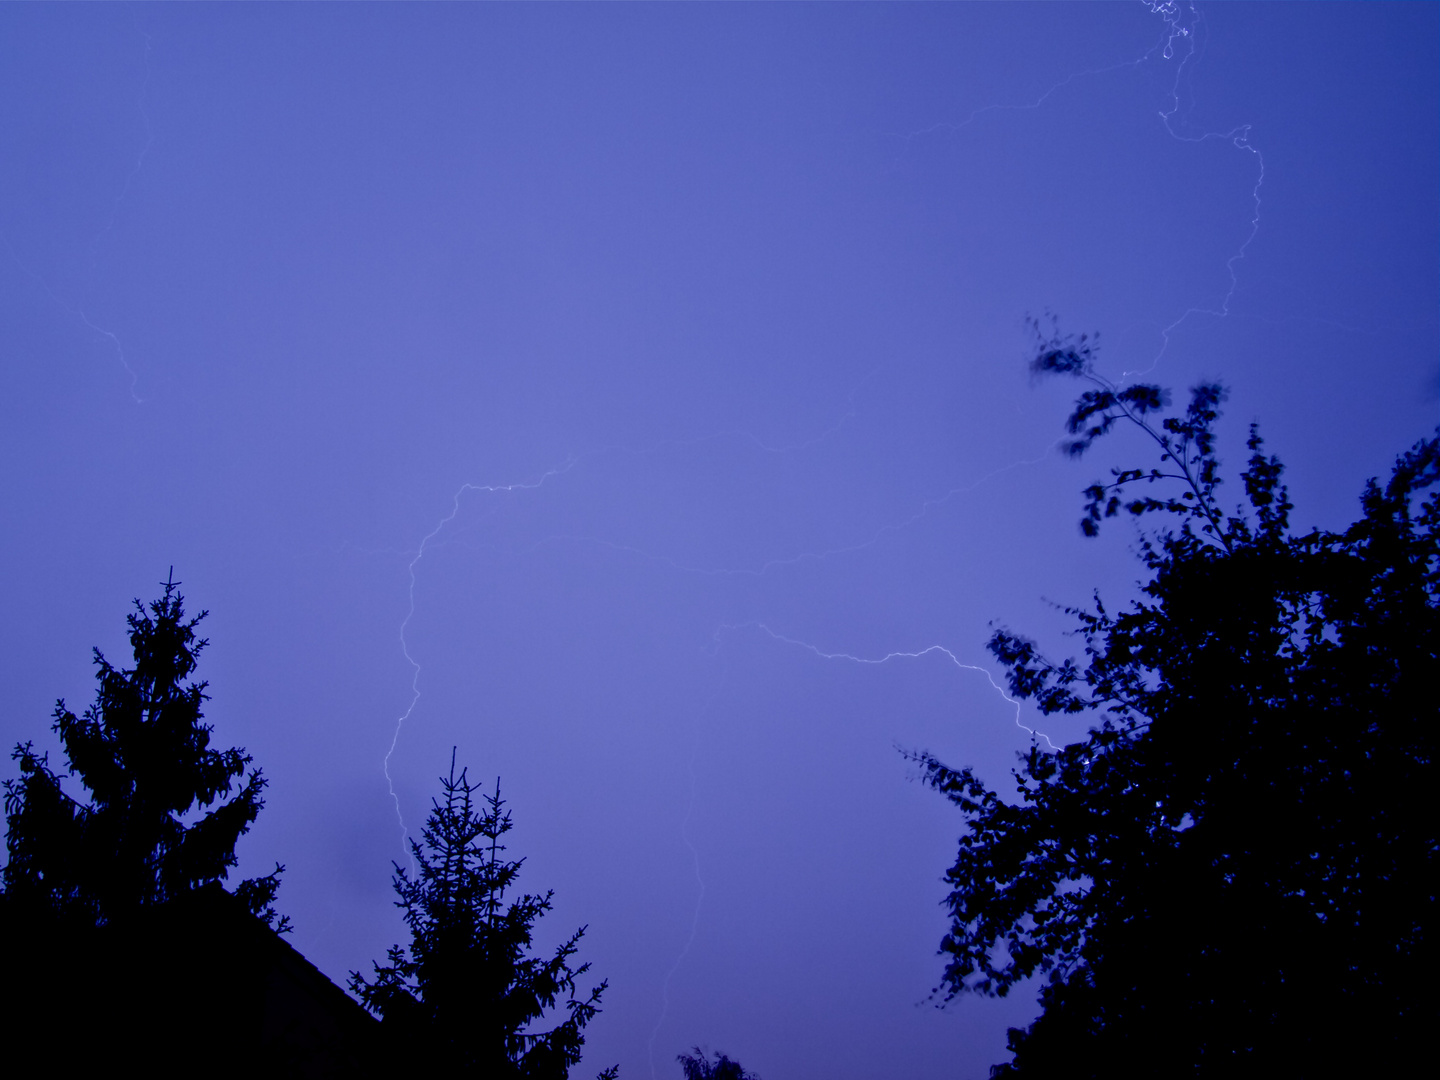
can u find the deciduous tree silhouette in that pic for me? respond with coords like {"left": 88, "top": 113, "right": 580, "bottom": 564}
{"left": 351, "top": 750, "right": 615, "bottom": 1079}
{"left": 677, "top": 1047, "right": 761, "bottom": 1080}
{"left": 1, "top": 571, "right": 285, "bottom": 929}
{"left": 912, "top": 325, "right": 1437, "bottom": 1077}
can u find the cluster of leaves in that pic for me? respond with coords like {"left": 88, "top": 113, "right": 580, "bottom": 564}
{"left": 914, "top": 327, "right": 1437, "bottom": 1075}
{"left": 2, "top": 575, "right": 286, "bottom": 930}
{"left": 1030, "top": 317, "right": 1228, "bottom": 541}
{"left": 678, "top": 1048, "right": 761, "bottom": 1080}
{"left": 350, "top": 752, "right": 615, "bottom": 1080}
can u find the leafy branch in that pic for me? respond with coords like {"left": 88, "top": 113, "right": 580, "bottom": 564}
{"left": 1028, "top": 316, "right": 1231, "bottom": 550}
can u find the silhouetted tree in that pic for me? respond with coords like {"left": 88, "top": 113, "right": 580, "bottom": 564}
{"left": 1, "top": 572, "right": 286, "bottom": 930}
{"left": 0, "top": 575, "right": 306, "bottom": 1075}
{"left": 912, "top": 327, "right": 1437, "bottom": 1077}
{"left": 351, "top": 750, "right": 616, "bottom": 1079}
{"left": 678, "top": 1047, "right": 761, "bottom": 1080}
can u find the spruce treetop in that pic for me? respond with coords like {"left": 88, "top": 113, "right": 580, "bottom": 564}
{"left": 2, "top": 572, "right": 285, "bottom": 929}
{"left": 352, "top": 750, "right": 615, "bottom": 1079}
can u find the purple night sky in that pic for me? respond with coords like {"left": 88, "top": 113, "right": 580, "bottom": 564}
{"left": 2, "top": 4, "right": 1435, "bottom": 1077}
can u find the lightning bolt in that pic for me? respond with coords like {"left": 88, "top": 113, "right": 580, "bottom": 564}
{"left": 645, "top": 662, "right": 722, "bottom": 1080}
{"left": 715, "top": 622, "right": 1058, "bottom": 752}
{"left": 1126, "top": 1, "right": 1266, "bottom": 379}
{"left": 89, "top": 28, "right": 155, "bottom": 266}
{"left": 3, "top": 243, "right": 144, "bottom": 405}
{"left": 383, "top": 458, "right": 576, "bottom": 860}
{"left": 893, "top": 0, "right": 1198, "bottom": 145}
{"left": 3, "top": 26, "right": 153, "bottom": 404}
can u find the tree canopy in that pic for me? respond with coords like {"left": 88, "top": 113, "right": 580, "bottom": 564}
{"left": 677, "top": 1048, "right": 762, "bottom": 1080}
{"left": 2, "top": 573, "right": 285, "bottom": 930}
{"left": 913, "top": 329, "right": 1437, "bottom": 1076}
{"left": 351, "top": 751, "right": 615, "bottom": 1079}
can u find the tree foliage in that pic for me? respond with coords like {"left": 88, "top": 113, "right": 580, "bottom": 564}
{"left": 677, "top": 1048, "right": 761, "bottom": 1080}
{"left": 914, "top": 328, "right": 1437, "bottom": 1075}
{"left": 351, "top": 751, "right": 615, "bottom": 1079}
{"left": 2, "top": 574, "right": 285, "bottom": 930}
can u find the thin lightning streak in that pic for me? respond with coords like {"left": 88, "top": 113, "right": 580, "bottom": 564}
{"left": 383, "top": 459, "right": 576, "bottom": 861}
{"left": 2, "top": 29, "right": 153, "bottom": 404}
{"left": 645, "top": 664, "right": 722, "bottom": 1080}
{"left": 1145, "top": 0, "right": 1193, "bottom": 62}
{"left": 89, "top": 29, "right": 155, "bottom": 266}
{"left": 3, "top": 242, "right": 144, "bottom": 404}
{"left": 719, "top": 622, "right": 1060, "bottom": 752}
{"left": 75, "top": 308, "right": 143, "bottom": 405}
{"left": 1126, "top": 1, "right": 1266, "bottom": 380}
{"left": 895, "top": 0, "right": 1194, "bottom": 145}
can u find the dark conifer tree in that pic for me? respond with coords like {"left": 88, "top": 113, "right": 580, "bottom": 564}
{"left": 1, "top": 572, "right": 285, "bottom": 929}
{"left": 351, "top": 751, "right": 615, "bottom": 1079}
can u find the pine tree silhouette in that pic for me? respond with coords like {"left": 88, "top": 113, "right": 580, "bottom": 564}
{"left": 2, "top": 571, "right": 284, "bottom": 928}
{"left": 352, "top": 750, "right": 615, "bottom": 1079}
